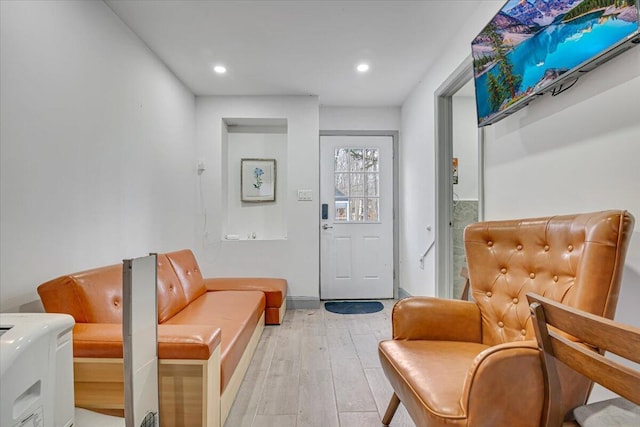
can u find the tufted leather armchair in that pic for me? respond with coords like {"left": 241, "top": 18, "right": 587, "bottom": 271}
{"left": 379, "top": 210, "right": 634, "bottom": 427}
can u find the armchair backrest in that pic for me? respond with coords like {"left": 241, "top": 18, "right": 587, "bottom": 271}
{"left": 527, "top": 293, "right": 640, "bottom": 427}
{"left": 464, "top": 210, "right": 634, "bottom": 347}
{"left": 464, "top": 210, "right": 634, "bottom": 417}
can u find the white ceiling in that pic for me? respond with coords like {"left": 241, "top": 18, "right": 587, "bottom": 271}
{"left": 106, "top": 0, "right": 492, "bottom": 106}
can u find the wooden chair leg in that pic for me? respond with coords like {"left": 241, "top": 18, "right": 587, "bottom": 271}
{"left": 382, "top": 393, "right": 401, "bottom": 426}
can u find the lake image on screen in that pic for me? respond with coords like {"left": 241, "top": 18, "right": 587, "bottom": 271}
{"left": 472, "top": 0, "right": 638, "bottom": 126}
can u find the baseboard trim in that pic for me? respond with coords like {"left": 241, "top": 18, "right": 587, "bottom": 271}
{"left": 286, "top": 297, "right": 320, "bottom": 310}
{"left": 398, "top": 287, "right": 412, "bottom": 300}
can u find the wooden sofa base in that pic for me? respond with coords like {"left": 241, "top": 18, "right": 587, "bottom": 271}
{"left": 221, "top": 312, "right": 265, "bottom": 424}
{"left": 74, "top": 347, "right": 221, "bottom": 427}
{"left": 73, "top": 313, "right": 264, "bottom": 427}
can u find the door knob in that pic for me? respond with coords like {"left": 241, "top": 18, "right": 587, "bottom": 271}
{"left": 322, "top": 224, "right": 334, "bottom": 230}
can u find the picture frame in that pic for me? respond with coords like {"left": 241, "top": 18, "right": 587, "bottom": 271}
{"left": 241, "top": 158, "right": 276, "bottom": 202}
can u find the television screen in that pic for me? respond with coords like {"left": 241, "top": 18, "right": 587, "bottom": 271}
{"left": 472, "top": 0, "right": 639, "bottom": 127}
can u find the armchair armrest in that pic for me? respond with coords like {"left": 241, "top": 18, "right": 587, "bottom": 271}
{"left": 72, "top": 323, "right": 221, "bottom": 360}
{"left": 462, "top": 340, "right": 545, "bottom": 426}
{"left": 392, "top": 297, "right": 482, "bottom": 342}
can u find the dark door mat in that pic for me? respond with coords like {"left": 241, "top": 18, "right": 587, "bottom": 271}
{"left": 324, "top": 301, "right": 384, "bottom": 314}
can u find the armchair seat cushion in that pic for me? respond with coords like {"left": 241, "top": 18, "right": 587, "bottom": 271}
{"left": 379, "top": 340, "right": 489, "bottom": 422}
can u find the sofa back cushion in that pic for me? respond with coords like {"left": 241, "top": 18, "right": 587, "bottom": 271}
{"left": 156, "top": 254, "right": 189, "bottom": 323}
{"left": 38, "top": 263, "right": 124, "bottom": 323}
{"left": 38, "top": 255, "right": 189, "bottom": 324}
{"left": 164, "top": 249, "right": 207, "bottom": 304}
{"left": 464, "top": 210, "right": 634, "bottom": 347}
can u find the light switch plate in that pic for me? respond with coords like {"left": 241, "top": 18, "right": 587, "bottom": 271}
{"left": 297, "top": 189, "right": 312, "bottom": 201}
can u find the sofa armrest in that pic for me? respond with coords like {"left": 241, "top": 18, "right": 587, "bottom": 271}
{"left": 392, "top": 297, "right": 482, "bottom": 342}
{"left": 158, "top": 324, "right": 221, "bottom": 360}
{"left": 462, "top": 340, "right": 545, "bottom": 426}
{"left": 203, "top": 277, "right": 287, "bottom": 314}
{"left": 72, "top": 323, "right": 221, "bottom": 360}
{"left": 73, "top": 323, "right": 123, "bottom": 358}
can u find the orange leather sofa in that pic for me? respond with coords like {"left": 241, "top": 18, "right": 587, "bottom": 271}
{"left": 37, "top": 249, "right": 286, "bottom": 427}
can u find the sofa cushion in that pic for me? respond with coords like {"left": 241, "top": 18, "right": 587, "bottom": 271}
{"left": 164, "top": 249, "right": 207, "bottom": 304}
{"left": 38, "top": 264, "right": 123, "bottom": 323}
{"left": 39, "top": 258, "right": 190, "bottom": 325}
{"left": 72, "top": 323, "right": 222, "bottom": 360}
{"left": 164, "top": 290, "right": 265, "bottom": 393}
{"left": 156, "top": 254, "right": 188, "bottom": 323}
{"left": 204, "top": 277, "right": 287, "bottom": 307}
{"left": 379, "top": 340, "right": 489, "bottom": 424}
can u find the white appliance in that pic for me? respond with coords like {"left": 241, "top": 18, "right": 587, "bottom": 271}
{"left": 1, "top": 313, "right": 75, "bottom": 427}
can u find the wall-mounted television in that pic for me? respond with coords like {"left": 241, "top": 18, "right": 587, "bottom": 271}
{"left": 472, "top": 0, "right": 640, "bottom": 127}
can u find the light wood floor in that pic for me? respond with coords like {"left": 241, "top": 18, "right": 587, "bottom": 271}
{"left": 224, "top": 300, "right": 416, "bottom": 427}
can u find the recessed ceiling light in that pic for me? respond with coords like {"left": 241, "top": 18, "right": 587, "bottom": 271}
{"left": 213, "top": 65, "right": 227, "bottom": 74}
{"left": 356, "top": 63, "right": 370, "bottom": 73}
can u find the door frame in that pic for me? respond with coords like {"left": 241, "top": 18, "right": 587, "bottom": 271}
{"left": 434, "top": 56, "right": 485, "bottom": 299}
{"left": 319, "top": 130, "right": 400, "bottom": 299}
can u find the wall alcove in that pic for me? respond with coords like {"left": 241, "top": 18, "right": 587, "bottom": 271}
{"left": 221, "top": 117, "right": 288, "bottom": 241}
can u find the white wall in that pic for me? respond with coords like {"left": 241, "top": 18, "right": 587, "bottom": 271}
{"left": 399, "top": 1, "right": 504, "bottom": 297}
{"left": 195, "top": 96, "right": 319, "bottom": 302}
{"left": 452, "top": 95, "right": 478, "bottom": 201}
{"left": 0, "top": 0, "right": 196, "bottom": 312}
{"left": 320, "top": 107, "right": 401, "bottom": 131}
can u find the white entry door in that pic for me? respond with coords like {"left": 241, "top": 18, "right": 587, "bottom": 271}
{"left": 320, "top": 135, "right": 394, "bottom": 299}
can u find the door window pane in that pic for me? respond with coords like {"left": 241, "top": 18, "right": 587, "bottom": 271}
{"left": 367, "top": 198, "right": 379, "bottom": 222}
{"left": 349, "top": 149, "right": 364, "bottom": 172}
{"left": 365, "top": 149, "right": 379, "bottom": 172}
{"left": 335, "top": 201, "right": 348, "bottom": 221}
{"left": 335, "top": 148, "right": 349, "bottom": 172}
{"left": 350, "top": 173, "right": 364, "bottom": 196}
{"left": 366, "top": 173, "right": 379, "bottom": 197}
{"left": 349, "top": 198, "right": 364, "bottom": 221}
{"left": 333, "top": 147, "right": 382, "bottom": 222}
{"left": 335, "top": 173, "right": 349, "bottom": 197}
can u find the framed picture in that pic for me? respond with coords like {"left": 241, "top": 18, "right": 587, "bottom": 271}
{"left": 241, "top": 158, "right": 276, "bottom": 202}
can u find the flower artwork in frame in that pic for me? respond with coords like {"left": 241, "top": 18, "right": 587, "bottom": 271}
{"left": 241, "top": 158, "right": 276, "bottom": 202}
